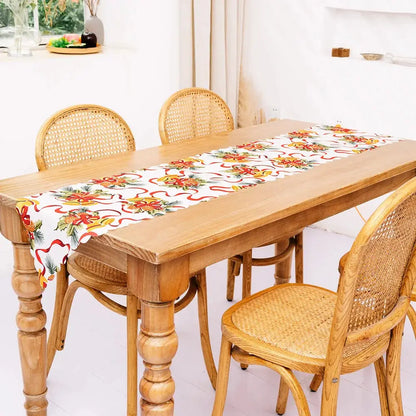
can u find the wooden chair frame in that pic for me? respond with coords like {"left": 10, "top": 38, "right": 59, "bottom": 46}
{"left": 212, "top": 176, "right": 416, "bottom": 416}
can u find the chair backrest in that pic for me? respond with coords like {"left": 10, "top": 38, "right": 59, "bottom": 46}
{"left": 35, "top": 104, "right": 135, "bottom": 171}
{"left": 329, "top": 177, "right": 416, "bottom": 356}
{"left": 158, "top": 87, "right": 234, "bottom": 145}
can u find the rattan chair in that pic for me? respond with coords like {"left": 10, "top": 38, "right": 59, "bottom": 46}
{"left": 36, "top": 104, "right": 216, "bottom": 415}
{"left": 159, "top": 87, "right": 303, "bottom": 302}
{"left": 338, "top": 253, "right": 416, "bottom": 340}
{"left": 409, "top": 288, "right": 416, "bottom": 336}
{"left": 212, "top": 176, "right": 416, "bottom": 416}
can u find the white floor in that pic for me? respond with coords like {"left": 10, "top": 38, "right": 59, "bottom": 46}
{"left": 0, "top": 227, "right": 415, "bottom": 416}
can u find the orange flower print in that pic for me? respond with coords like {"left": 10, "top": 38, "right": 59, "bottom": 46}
{"left": 341, "top": 135, "right": 379, "bottom": 146}
{"left": 228, "top": 165, "right": 272, "bottom": 179}
{"left": 157, "top": 174, "right": 206, "bottom": 190}
{"left": 321, "top": 124, "right": 355, "bottom": 134}
{"left": 236, "top": 143, "right": 270, "bottom": 151}
{"left": 124, "top": 197, "right": 177, "bottom": 216}
{"left": 167, "top": 158, "right": 202, "bottom": 170}
{"left": 231, "top": 183, "right": 257, "bottom": 191}
{"left": 16, "top": 203, "right": 43, "bottom": 248}
{"left": 273, "top": 156, "right": 314, "bottom": 170}
{"left": 91, "top": 175, "right": 139, "bottom": 188}
{"left": 287, "top": 130, "right": 318, "bottom": 139}
{"left": 212, "top": 150, "right": 253, "bottom": 163}
{"left": 55, "top": 186, "right": 111, "bottom": 206}
{"left": 55, "top": 208, "right": 107, "bottom": 244}
{"left": 288, "top": 141, "right": 329, "bottom": 153}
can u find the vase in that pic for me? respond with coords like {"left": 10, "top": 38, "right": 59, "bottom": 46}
{"left": 85, "top": 15, "right": 104, "bottom": 45}
{"left": 8, "top": 6, "right": 32, "bottom": 57}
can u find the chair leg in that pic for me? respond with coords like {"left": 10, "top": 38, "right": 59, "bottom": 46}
{"left": 240, "top": 251, "right": 252, "bottom": 371}
{"left": 295, "top": 232, "right": 304, "bottom": 284}
{"left": 127, "top": 294, "right": 138, "bottom": 416}
{"left": 212, "top": 337, "right": 232, "bottom": 416}
{"left": 407, "top": 304, "right": 416, "bottom": 338}
{"left": 309, "top": 374, "right": 323, "bottom": 392}
{"left": 320, "top": 370, "right": 342, "bottom": 416}
{"left": 195, "top": 270, "right": 217, "bottom": 389}
{"left": 47, "top": 267, "right": 68, "bottom": 374}
{"left": 386, "top": 318, "right": 406, "bottom": 416}
{"left": 241, "top": 250, "right": 253, "bottom": 299}
{"left": 276, "top": 378, "right": 290, "bottom": 415}
{"left": 374, "top": 357, "right": 390, "bottom": 416}
{"left": 274, "top": 367, "right": 310, "bottom": 416}
{"left": 56, "top": 280, "right": 85, "bottom": 351}
{"left": 226, "top": 259, "right": 237, "bottom": 302}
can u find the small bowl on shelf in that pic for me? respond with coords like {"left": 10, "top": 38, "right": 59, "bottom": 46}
{"left": 361, "top": 53, "right": 384, "bottom": 61}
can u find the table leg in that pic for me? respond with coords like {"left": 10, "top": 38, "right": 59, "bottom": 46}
{"left": 138, "top": 300, "right": 177, "bottom": 416}
{"left": 12, "top": 243, "right": 48, "bottom": 416}
{"left": 274, "top": 238, "right": 293, "bottom": 285}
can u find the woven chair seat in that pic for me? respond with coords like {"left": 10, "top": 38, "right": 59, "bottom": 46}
{"left": 67, "top": 253, "right": 127, "bottom": 295}
{"left": 228, "top": 284, "right": 389, "bottom": 373}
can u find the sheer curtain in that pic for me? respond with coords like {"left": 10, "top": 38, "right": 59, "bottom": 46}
{"left": 179, "top": 0, "right": 246, "bottom": 123}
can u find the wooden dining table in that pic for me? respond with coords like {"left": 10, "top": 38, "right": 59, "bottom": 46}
{"left": 1, "top": 119, "right": 416, "bottom": 416}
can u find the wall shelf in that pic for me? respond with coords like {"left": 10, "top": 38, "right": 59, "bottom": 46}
{"left": 325, "top": 0, "right": 416, "bottom": 15}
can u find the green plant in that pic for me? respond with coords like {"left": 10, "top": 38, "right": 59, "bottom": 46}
{"left": 38, "top": 0, "right": 83, "bottom": 34}
{"left": 0, "top": 4, "right": 13, "bottom": 27}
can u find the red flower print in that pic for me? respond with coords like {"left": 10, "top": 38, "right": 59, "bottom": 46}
{"left": 342, "top": 135, "right": 379, "bottom": 146}
{"left": 212, "top": 150, "right": 252, "bottom": 163}
{"left": 288, "top": 141, "right": 329, "bottom": 152}
{"left": 91, "top": 176, "right": 129, "bottom": 188}
{"left": 273, "top": 156, "right": 313, "bottom": 169}
{"left": 124, "top": 197, "right": 176, "bottom": 216}
{"left": 55, "top": 186, "right": 111, "bottom": 206}
{"left": 288, "top": 130, "right": 318, "bottom": 139}
{"left": 236, "top": 143, "right": 269, "bottom": 151}
{"left": 322, "top": 124, "right": 355, "bottom": 134}
{"left": 167, "top": 159, "right": 197, "bottom": 169}
{"left": 228, "top": 165, "right": 272, "bottom": 178}
{"left": 157, "top": 174, "right": 206, "bottom": 190}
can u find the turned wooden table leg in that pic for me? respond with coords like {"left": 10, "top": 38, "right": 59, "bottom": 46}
{"left": 138, "top": 300, "right": 177, "bottom": 416}
{"left": 274, "top": 238, "right": 293, "bottom": 285}
{"left": 12, "top": 243, "right": 48, "bottom": 416}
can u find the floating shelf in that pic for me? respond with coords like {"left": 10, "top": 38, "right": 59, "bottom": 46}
{"left": 325, "top": 0, "right": 416, "bottom": 15}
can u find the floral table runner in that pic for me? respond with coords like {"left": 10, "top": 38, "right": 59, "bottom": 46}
{"left": 16, "top": 125, "right": 400, "bottom": 288}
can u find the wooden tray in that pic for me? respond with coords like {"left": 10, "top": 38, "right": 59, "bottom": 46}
{"left": 46, "top": 45, "right": 102, "bottom": 55}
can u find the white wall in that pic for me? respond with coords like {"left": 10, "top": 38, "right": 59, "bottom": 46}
{"left": 242, "top": 0, "right": 416, "bottom": 236}
{"left": 0, "top": 1, "right": 181, "bottom": 178}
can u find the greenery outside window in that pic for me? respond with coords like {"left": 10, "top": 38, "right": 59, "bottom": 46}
{"left": 0, "top": 0, "right": 84, "bottom": 46}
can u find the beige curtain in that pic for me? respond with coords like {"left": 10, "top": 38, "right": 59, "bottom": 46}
{"left": 179, "top": 0, "right": 246, "bottom": 122}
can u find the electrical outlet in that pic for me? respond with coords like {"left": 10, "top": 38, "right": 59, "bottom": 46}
{"left": 264, "top": 104, "right": 280, "bottom": 122}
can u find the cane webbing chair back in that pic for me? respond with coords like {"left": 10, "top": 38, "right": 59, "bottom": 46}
{"left": 158, "top": 87, "right": 234, "bottom": 144}
{"left": 35, "top": 104, "right": 135, "bottom": 170}
{"left": 339, "top": 183, "right": 416, "bottom": 338}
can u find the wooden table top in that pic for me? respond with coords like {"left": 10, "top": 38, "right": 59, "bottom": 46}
{"left": 1, "top": 119, "right": 415, "bottom": 266}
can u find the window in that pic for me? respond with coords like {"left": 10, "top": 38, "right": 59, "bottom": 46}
{"left": 37, "top": 0, "right": 84, "bottom": 35}
{"left": 0, "top": 0, "right": 84, "bottom": 46}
